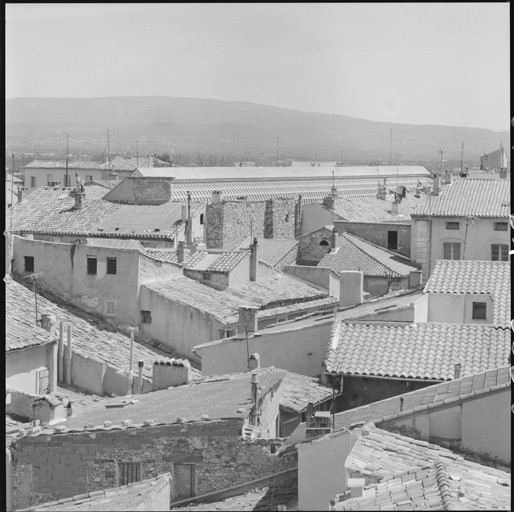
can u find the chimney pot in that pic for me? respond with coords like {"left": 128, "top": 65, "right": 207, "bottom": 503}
{"left": 250, "top": 238, "right": 258, "bottom": 281}
{"left": 445, "top": 169, "right": 453, "bottom": 185}
{"left": 331, "top": 228, "right": 339, "bottom": 249}
{"left": 212, "top": 190, "right": 222, "bottom": 204}
{"left": 74, "top": 192, "right": 85, "bottom": 209}
{"left": 454, "top": 363, "right": 461, "bottom": 380}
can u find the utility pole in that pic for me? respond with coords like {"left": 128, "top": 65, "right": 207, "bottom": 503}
{"left": 9, "top": 154, "right": 15, "bottom": 270}
{"left": 276, "top": 136, "right": 279, "bottom": 167}
{"left": 107, "top": 129, "right": 110, "bottom": 166}
{"left": 438, "top": 149, "right": 443, "bottom": 174}
{"left": 396, "top": 153, "right": 399, "bottom": 188}
{"left": 64, "top": 133, "right": 69, "bottom": 186}
{"left": 460, "top": 142, "right": 464, "bottom": 174}
{"left": 389, "top": 128, "right": 393, "bottom": 166}
{"left": 341, "top": 140, "right": 344, "bottom": 166}
{"left": 136, "top": 139, "right": 139, "bottom": 168}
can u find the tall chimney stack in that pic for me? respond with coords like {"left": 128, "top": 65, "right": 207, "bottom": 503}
{"left": 330, "top": 228, "right": 339, "bottom": 249}
{"left": 432, "top": 175, "right": 441, "bottom": 196}
{"left": 445, "top": 169, "right": 453, "bottom": 185}
{"left": 177, "top": 241, "right": 188, "bottom": 264}
{"left": 454, "top": 363, "right": 461, "bottom": 380}
{"left": 250, "top": 238, "right": 258, "bottom": 281}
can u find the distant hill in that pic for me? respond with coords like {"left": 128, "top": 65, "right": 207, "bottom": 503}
{"left": 5, "top": 96, "right": 509, "bottom": 163}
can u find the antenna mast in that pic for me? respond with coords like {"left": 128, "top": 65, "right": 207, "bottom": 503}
{"left": 107, "top": 129, "right": 110, "bottom": 165}
{"left": 389, "top": 128, "right": 393, "bottom": 165}
{"left": 460, "top": 142, "right": 464, "bottom": 174}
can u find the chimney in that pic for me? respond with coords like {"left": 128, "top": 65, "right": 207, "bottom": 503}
{"left": 499, "top": 169, "right": 507, "bottom": 179}
{"left": 376, "top": 179, "right": 387, "bottom": 200}
{"left": 248, "top": 353, "right": 260, "bottom": 371}
{"left": 239, "top": 306, "right": 259, "bottom": 334}
{"left": 391, "top": 201, "right": 400, "bottom": 214}
{"left": 74, "top": 192, "right": 85, "bottom": 209}
{"left": 17, "top": 186, "right": 24, "bottom": 203}
{"left": 212, "top": 190, "right": 222, "bottom": 204}
{"left": 40, "top": 313, "right": 57, "bottom": 335}
{"left": 339, "top": 271, "right": 364, "bottom": 307}
{"left": 322, "top": 195, "right": 335, "bottom": 211}
{"left": 177, "top": 241, "right": 189, "bottom": 264}
{"left": 454, "top": 363, "right": 461, "bottom": 380}
{"left": 348, "top": 478, "right": 365, "bottom": 499}
{"left": 181, "top": 205, "right": 188, "bottom": 222}
{"left": 432, "top": 175, "right": 441, "bottom": 196}
{"left": 250, "top": 238, "right": 258, "bottom": 281}
{"left": 331, "top": 228, "right": 339, "bottom": 249}
{"left": 189, "top": 243, "right": 197, "bottom": 256}
{"left": 306, "top": 409, "right": 332, "bottom": 438}
{"left": 250, "top": 373, "right": 259, "bottom": 426}
{"left": 445, "top": 169, "right": 453, "bottom": 185}
{"left": 152, "top": 359, "right": 192, "bottom": 391}
{"left": 186, "top": 191, "right": 192, "bottom": 245}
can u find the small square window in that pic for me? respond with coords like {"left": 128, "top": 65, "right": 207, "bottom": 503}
{"left": 446, "top": 222, "right": 460, "bottom": 230}
{"left": 105, "top": 300, "right": 116, "bottom": 316}
{"left": 87, "top": 257, "right": 97, "bottom": 275}
{"left": 202, "top": 272, "right": 210, "bottom": 280}
{"left": 106, "top": 257, "right": 117, "bottom": 275}
{"left": 494, "top": 222, "right": 508, "bottom": 231}
{"left": 24, "top": 256, "right": 34, "bottom": 272}
{"left": 118, "top": 462, "right": 141, "bottom": 486}
{"left": 472, "top": 302, "right": 487, "bottom": 320}
{"left": 31, "top": 176, "right": 37, "bottom": 188}
{"left": 141, "top": 310, "right": 152, "bottom": 324}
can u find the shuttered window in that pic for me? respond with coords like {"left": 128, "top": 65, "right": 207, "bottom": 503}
{"left": 472, "top": 302, "right": 487, "bottom": 320}
{"left": 118, "top": 462, "right": 141, "bottom": 486}
{"left": 446, "top": 222, "right": 460, "bottom": 230}
{"left": 24, "top": 256, "right": 35, "bottom": 272}
{"left": 491, "top": 244, "right": 508, "bottom": 261}
{"left": 443, "top": 242, "right": 461, "bottom": 260}
{"left": 106, "top": 257, "right": 117, "bottom": 274}
{"left": 494, "top": 222, "right": 508, "bottom": 231}
{"left": 87, "top": 257, "right": 97, "bottom": 275}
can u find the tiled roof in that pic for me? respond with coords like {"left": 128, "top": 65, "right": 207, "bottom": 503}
{"left": 77, "top": 184, "right": 111, "bottom": 201}
{"left": 85, "top": 238, "right": 146, "bottom": 251}
{"left": 24, "top": 160, "right": 105, "bottom": 169}
{"left": 318, "top": 232, "right": 418, "bottom": 278}
{"left": 18, "top": 474, "right": 172, "bottom": 511}
{"left": 6, "top": 317, "right": 56, "bottom": 352}
{"left": 281, "top": 373, "right": 333, "bottom": 413}
{"left": 239, "top": 238, "right": 300, "bottom": 268}
{"left": 7, "top": 186, "right": 202, "bottom": 239}
{"left": 184, "top": 250, "right": 247, "bottom": 273}
{"left": 143, "top": 248, "right": 183, "bottom": 264}
{"left": 334, "top": 427, "right": 511, "bottom": 511}
{"left": 258, "top": 296, "right": 337, "bottom": 320}
{"left": 108, "top": 156, "right": 168, "bottom": 171}
{"left": 61, "top": 367, "right": 286, "bottom": 430}
{"left": 424, "top": 260, "right": 511, "bottom": 328}
{"left": 281, "top": 366, "right": 510, "bottom": 451}
{"left": 331, "top": 195, "right": 428, "bottom": 223}
{"left": 412, "top": 179, "right": 510, "bottom": 217}
{"left": 5, "top": 276, "right": 193, "bottom": 381}
{"left": 56, "top": 384, "right": 112, "bottom": 410}
{"left": 325, "top": 321, "right": 510, "bottom": 379}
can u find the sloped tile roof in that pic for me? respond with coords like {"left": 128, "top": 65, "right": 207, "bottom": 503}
{"left": 78, "top": 184, "right": 111, "bottom": 201}
{"left": 61, "top": 367, "right": 286, "bottom": 430}
{"left": 18, "top": 473, "right": 172, "bottom": 511}
{"left": 24, "top": 160, "right": 105, "bottom": 170}
{"left": 325, "top": 321, "right": 510, "bottom": 379}
{"left": 318, "top": 232, "right": 418, "bottom": 277}
{"left": 85, "top": 238, "right": 146, "bottom": 251}
{"left": 5, "top": 276, "right": 193, "bottom": 381}
{"left": 412, "top": 179, "right": 510, "bottom": 217}
{"left": 6, "top": 317, "right": 56, "bottom": 352}
{"left": 184, "top": 250, "right": 247, "bottom": 273}
{"left": 335, "top": 428, "right": 511, "bottom": 511}
{"left": 143, "top": 248, "right": 181, "bottom": 264}
{"left": 281, "top": 373, "right": 333, "bottom": 413}
{"left": 56, "top": 384, "right": 112, "bottom": 410}
{"left": 424, "top": 260, "right": 510, "bottom": 328}
{"left": 331, "top": 194, "right": 428, "bottom": 223}
{"left": 240, "top": 238, "right": 299, "bottom": 268}
{"left": 281, "top": 366, "right": 510, "bottom": 451}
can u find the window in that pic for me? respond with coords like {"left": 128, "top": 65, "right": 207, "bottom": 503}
{"left": 106, "top": 257, "right": 117, "bottom": 275}
{"left": 491, "top": 244, "right": 509, "bottom": 261}
{"left": 319, "top": 240, "right": 329, "bottom": 246}
{"left": 118, "top": 462, "right": 141, "bottom": 486}
{"left": 443, "top": 242, "right": 461, "bottom": 260}
{"left": 36, "top": 367, "right": 50, "bottom": 394}
{"left": 387, "top": 231, "right": 398, "bottom": 250}
{"left": 87, "top": 257, "right": 97, "bottom": 275}
{"left": 141, "top": 310, "right": 152, "bottom": 324}
{"left": 277, "top": 317, "right": 287, "bottom": 323}
{"left": 494, "top": 222, "right": 508, "bottom": 231}
{"left": 105, "top": 300, "right": 116, "bottom": 316}
{"left": 472, "top": 302, "right": 487, "bottom": 320}
{"left": 24, "top": 256, "right": 34, "bottom": 272}
{"left": 446, "top": 222, "right": 460, "bottom": 230}
{"left": 202, "top": 272, "right": 210, "bottom": 280}
{"left": 285, "top": 214, "right": 289, "bottom": 223}
{"left": 199, "top": 213, "right": 204, "bottom": 225}
{"left": 31, "top": 176, "right": 37, "bottom": 188}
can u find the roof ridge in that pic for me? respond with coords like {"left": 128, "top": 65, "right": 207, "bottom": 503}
{"left": 434, "top": 460, "right": 457, "bottom": 510}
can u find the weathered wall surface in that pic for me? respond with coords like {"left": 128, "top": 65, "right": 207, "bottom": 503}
{"left": 138, "top": 255, "right": 182, "bottom": 284}
{"left": 297, "top": 228, "right": 332, "bottom": 263}
{"left": 24, "top": 169, "right": 104, "bottom": 194}
{"left": 300, "top": 203, "right": 335, "bottom": 236}
{"left": 264, "top": 198, "right": 296, "bottom": 239}
{"left": 335, "top": 221, "right": 411, "bottom": 257}
{"left": 195, "top": 320, "right": 333, "bottom": 377}
{"left": 102, "top": 177, "right": 172, "bottom": 204}
{"left": 283, "top": 265, "right": 338, "bottom": 294}
{"left": 426, "top": 293, "right": 493, "bottom": 325}
{"left": 11, "top": 420, "right": 297, "bottom": 510}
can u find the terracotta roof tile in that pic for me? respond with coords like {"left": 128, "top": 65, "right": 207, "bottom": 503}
{"left": 184, "top": 251, "right": 247, "bottom": 273}
{"left": 424, "top": 261, "right": 510, "bottom": 328}
{"left": 6, "top": 317, "right": 56, "bottom": 352}
{"left": 319, "top": 233, "right": 418, "bottom": 278}
{"left": 412, "top": 179, "right": 510, "bottom": 218}
{"left": 281, "top": 373, "right": 333, "bottom": 413}
{"left": 24, "top": 160, "right": 105, "bottom": 170}
{"left": 325, "top": 321, "right": 510, "bottom": 379}
{"left": 239, "top": 237, "right": 300, "bottom": 268}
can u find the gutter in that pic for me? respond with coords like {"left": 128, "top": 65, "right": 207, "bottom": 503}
{"left": 347, "top": 373, "right": 446, "bottom": 384}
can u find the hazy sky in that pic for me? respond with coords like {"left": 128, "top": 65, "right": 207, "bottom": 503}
{"left": 5, "top": 3, "right": 510, "bottom": 130}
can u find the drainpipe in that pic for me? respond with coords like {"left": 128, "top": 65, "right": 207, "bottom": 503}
{"left": 66, "top": 325, "right": 72, "bottom": 385}
{"left": 137, "top": 360, "right": 144, "bottom": 394}
{"left": 128, "top": 327, "right": 136, "bottom": 390}
{"left": 250, "top": 373, "right": 259, "bottom": 426}
{"left": 58, "top": 322, "right": 64, "bottom": 382}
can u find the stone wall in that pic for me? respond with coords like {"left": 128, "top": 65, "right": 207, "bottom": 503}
{"left": 11, "top": 420, "right": 297, "bottom": 510}
{"left": 264, "top": 198, "right": 296, "bottom": 239}
{"left": 138, "top": 254, "right": 182, "bottom": 284}
{"left": 5, "top": 389, "right": 37, "bottom": 422}
{"left": 182, "top": 268, "right": 229, "bottom": 291}
{"left": 297, "top": 228, "right": 333, "bottom": 263}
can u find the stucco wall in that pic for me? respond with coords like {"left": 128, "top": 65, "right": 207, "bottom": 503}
{"left": 139, "top": 254, "right": 182, "bottom": 284}
{"left": 335, "top": 221, "right": 411, "bottom": 257}
{"left": 298, "top": 431, "right": 359, "bottom": 511}
{"left": 11, "top": 420, "right": 297, "bottom": 510}
{"left": 6, "top": 343, "right": 57, "bottom": 396}
{"left": 195, "top": 320, "right": 333, "bottom": 377}
{"left": 12, "top": 237, "right": 141, "bottom": 327}
{"left": 426, "top": 293, "right": 493, "bottom": 325}
{"left": 283, "top": 265, "right": 339, "bottom": 298}
{"left": 300, "top": 203, "right": 335, "bottom": 236}
{"left": 138, "top": 286, "right": 226, "bottom": 363}
{"left": 24, "top": 168, "right": 104, "bottom": 194}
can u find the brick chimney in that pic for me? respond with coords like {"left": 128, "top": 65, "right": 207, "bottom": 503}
{"left": 445, "top": 169, "right": 453, "bottom": 185}
{"left": 152, "top": 360, "right": 192, "bottom": 391}
{"left": 239, "top": 306, "right": 259, "bottom": 334}
{"left": 250, "top": 238, "right": 258, "bottom": 281}
{"left": 40, "top": 312, "right": 57, "bottom": 336}
{"left": 212, "top": 190, "right": 222, "bottom": 204}
{"left": 248, "top": 353, "right": 260, "bottom": 371}
{"left": 331, "top": 228, "right": 339, "bottom": 249}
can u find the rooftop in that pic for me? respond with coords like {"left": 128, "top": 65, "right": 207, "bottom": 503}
{"left": 325, "top": 321, "right": 510, "bottom": 379}
{"left": 281, "top": 372, "right": 333, "bottom": 413}
{"left": 6, "top": 276, "right": 196, "bottom": 381}
{"left": 184, "top": 250, "right": 247, "bottom": 273}
{"left": 317, "top": 231, "right": 418, "bottom": 278}
{"left": 424, "top": 260, "right": 511, "bottom": 328}
{"left": 60, "top": 367, "right": 286, "bottom": 430}
{"left": 6, "top": 316, "right": 56, "bottom": 352}
{"left": 18, "top": 473, "right": 171, "bottom": 511}
{"left": 333, "top": 427, "right": 511, "bottom": 510}
{"left": 239, "top": 237, "right": 300, "bottom": 268}
{"left": 412, "top": 179, "right": 510, "bottom": 217}
{"left": 25, "top": 160, "right": 105, "bottom": 170}
{"left": 282, "top": 366, "right": 510, "bottom": 450}
{"left": 330, "top": 194, "right": 428, "bottom": 223}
